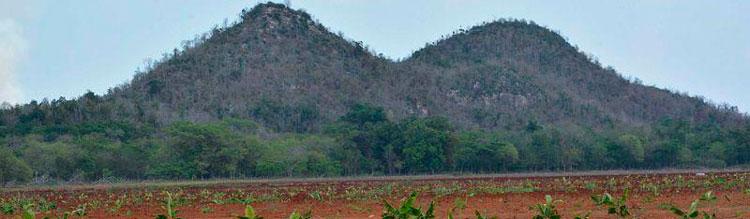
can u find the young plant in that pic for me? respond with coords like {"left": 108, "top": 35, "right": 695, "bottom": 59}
{"left": 591, "top": 187, "right": 630, "bottom": 217}
{"left": 238, "top": 205, "right": 262, "bottom": 219}
{"left": 57, "top": 212, "right": 71, "bottom": 219}
{"left": 573, "top": 211, "right": 591, "bottom": 219}
{"left": 71, "top": 203, "right": 88, "bottom": 216}
{"left": 37, "top": 199, "right": 56, "bottom": 213}
{"left": 668, "top": 192, "right": 719, "bottom": 219}
{"left": 156, "top": 192, "right": 183, "bottom": 219}
{"left": 201, "top": 206, "right": 215, "bottom": 213}
{"left": 1, "top": 203, "right": 13, "bottom": 215}
{"left": 449, "top": 194, "right": 471, "bottom": 217}
{"left": 71, "top": 203, "right": 88, "bottom": 217}
{"left": 668, "top": 200, "right": 715, "bottom": 219}
{"left": 108, "top": 199, "right": 122, "bottom": 214}
{"left": 381, "top": 191, "right": 435, "bottom": 219}
{"left": 288, "top": 210, "right": 312, "bottom": 219}
{"left": 530, "top": 195, "right": 562, "bottom": 219}
{"left": 308, "top": 190, "right": 324, "bottom": 201}
{"left": 699, "top": 191, "right": 717, "bottom": 203}
{"left": 22, "top": 203, "right": 36, "bottom": 219}
{"left": 474, "top": 210, "right": 499, "bottom": 219}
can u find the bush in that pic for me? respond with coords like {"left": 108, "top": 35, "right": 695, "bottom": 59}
{"left": 0, "top": 147, "right": 32, "bottom": 184}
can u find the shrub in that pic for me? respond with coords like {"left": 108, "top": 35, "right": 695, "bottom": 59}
{"left": 0, "top": 147, "right": 32, "bottom": 184}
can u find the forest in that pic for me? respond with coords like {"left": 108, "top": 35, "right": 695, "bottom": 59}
{"left": 1, "top": 102, "right": 749, "bottom": 184}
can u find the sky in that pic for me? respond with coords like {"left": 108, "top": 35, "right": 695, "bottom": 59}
{"left": 1, "top": 0, "right": 748, "bottom": 112}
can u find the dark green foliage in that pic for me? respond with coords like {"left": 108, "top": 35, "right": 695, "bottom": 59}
{"left": 250, "top": 99, "right": 319, "bottom": 132}
{"left": 341, "top": 104, "right": 387, "bottom": 127}
{"left": 148, "top": 122, "right": 263, "bottom": 179}
{"left": 401, "top": 119, "right": 450, "bottom": 173}
{"left": 0, "top": 103, "right": 750, "bottom": 182}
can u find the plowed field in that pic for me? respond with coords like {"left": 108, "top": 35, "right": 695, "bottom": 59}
{"left": 3, "top": 170, "right": 750, "bottom": 218}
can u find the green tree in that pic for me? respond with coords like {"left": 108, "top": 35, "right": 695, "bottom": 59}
{"left": 677, "top": 147, "right": 694, "bottom": 167}
{"left": 150, "top": 122, "right": 250, "bottom": 179}
{"left": 496, "top": 142, "right": 519, "bottom": 170}
{"left": 340, "top": 104, "right": 387, "bottom": 127}
{"left": 22, "top": 138, "right": 79, "bottom": 179}
{"left": 617, "top": 134, "right": 645, "bottom": 166}
{"left": 401, "top": 119, "right": 448, "bottom": 173}
{"left": 0, "top": 147, "right": 32, "bottom": 184}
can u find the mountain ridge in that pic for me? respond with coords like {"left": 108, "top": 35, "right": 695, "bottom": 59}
{"left": 5, "top": 2, "right": 749, "bottom": 131}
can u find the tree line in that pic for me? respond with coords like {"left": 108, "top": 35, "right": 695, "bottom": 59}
{"left": 1, "top": 103, "right": 749, "bottom": 184}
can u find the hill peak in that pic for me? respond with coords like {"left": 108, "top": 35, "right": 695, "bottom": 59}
{"left": 236, "top": 2, "right": 319, "bottom": 35}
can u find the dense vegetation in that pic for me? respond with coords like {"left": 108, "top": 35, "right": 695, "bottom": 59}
{"left": 1, "top": 103, "right": 749, "bottom": 184}
{"left": 0, "top": 3, "right": 748, "bottom": 184}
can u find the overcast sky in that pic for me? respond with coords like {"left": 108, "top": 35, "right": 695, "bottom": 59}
{"left": 1, "top": 0, "right": 748, "bottom": 112}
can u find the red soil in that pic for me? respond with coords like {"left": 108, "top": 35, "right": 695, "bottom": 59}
{"left": 4, "top": 171, "right": 750, "bottom": 218}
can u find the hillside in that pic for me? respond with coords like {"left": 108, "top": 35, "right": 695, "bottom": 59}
{"left": 108, "top": 3, "right": 745, "bottom": 131}
{"left": 8, "top": 3, "right": 744, "bottom": 131}
{"left": 0, "top": 3, "right": 749, "bottom": 182}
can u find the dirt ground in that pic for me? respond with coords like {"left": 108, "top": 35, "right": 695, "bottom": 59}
{"left": 3, "top": 170, "right": 750, "bottom": 218}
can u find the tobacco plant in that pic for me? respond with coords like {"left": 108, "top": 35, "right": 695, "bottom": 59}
{"left": 156, "top": 192, "right": 183, "bottom": 219}
{"left": 238, "top": 205, "right": 262, "bottom": 219}
{"left": 381, "top": 191, "right": 435, "bottom": 219}
{"left": 21, "top": 203, "right": 35, "bottom": 219}
{"left": 531, "top": 195, "right": 562, "bottom": 219}
{"left": 591, "top": 187, "right": 631, "bottom": 217}
{"left": 472, "top": 210, "right": 499, "bottom": 219}
{"left": 668, "top": 192, "right": 718, "bottom": 219}
{"left": 288, "top": 210, "right": 312, "bottom": 219}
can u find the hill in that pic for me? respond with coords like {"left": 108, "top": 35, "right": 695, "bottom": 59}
{"left": 0, "top": 3, "right": 748, "bottom": 182}
{"left": 112, "top": 3, "right": 747, "bottom": 131}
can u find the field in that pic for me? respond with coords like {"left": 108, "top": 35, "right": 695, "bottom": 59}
{"left": 2, "top": 170, "right": 750, "bottom": 218}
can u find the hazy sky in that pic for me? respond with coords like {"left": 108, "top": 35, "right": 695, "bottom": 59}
{"left": 1, "top": 0, "right": 748, "bottom": 112}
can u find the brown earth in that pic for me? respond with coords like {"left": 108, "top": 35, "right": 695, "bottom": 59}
{"left": 3, "top": 171, "right": 750, "bottom": 218}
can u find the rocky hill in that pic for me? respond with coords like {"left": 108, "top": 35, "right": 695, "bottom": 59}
{"left": 94, "top": 3, "right": 744, "bottom": 132}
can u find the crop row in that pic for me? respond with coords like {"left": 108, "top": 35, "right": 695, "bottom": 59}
{"left": 2, "top": 172, "right": 749, "bottom": 218}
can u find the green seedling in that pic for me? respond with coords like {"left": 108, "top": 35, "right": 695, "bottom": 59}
{"left": 591, "top": 187, "right": 631, "bottom": 217}
{"left": 288, "top": 210, "right": 312, "bottom": 219}
{"left": 668, "top": 192, "right": 719, "bottom": 219}
{"left": 474, "top": 210, "right": 499, "bottom": 219}
{"left": 668, "top": 200, "right": 715, "bottom": 219}
{"left": 2, "top": 203, "right": 13, "bottom": 215}
{"left": 573, "top": 211, "right": 591, "bottom": 219}
{"left": 382, "top": 191, "right": 435, "bottom": 219}
{"left": 22, "top": 203, "right": 35, "bottom": 219}
{"left": 237, "top": 205, "right": 262, "bottom": 219}
{"left": 201, "top": 206, "right": 215, "bottom": 213}
{"left": 156, "top": 192, "right": 183, "bottom": 219}
{"left": 531, "top": 195, "right": 562, "bottom": 219}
